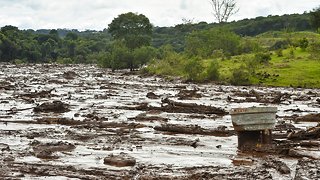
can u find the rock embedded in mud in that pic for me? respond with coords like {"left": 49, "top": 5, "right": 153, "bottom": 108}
{"left": 104, "top": 153, "right": 136, "bottom": 167}
{"left": 34, "top": 101, "right": 70, "bottom": 113}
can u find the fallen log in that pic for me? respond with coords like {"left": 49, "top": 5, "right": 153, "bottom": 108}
{"left": 288, "top": 126, "right": 320, "bottom": 140}
{"left": 295, "top": 114, "right": 320, "bottom": 122}
{"left": 154, "top": 124, "right": 235, "bottom": 137}
{"left": 118, "top": 98, "right": 227, "bottom": 115}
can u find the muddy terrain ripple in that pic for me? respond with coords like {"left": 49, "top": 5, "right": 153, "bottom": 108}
{"left": 0, "top": 64, "right": 320, "bottom": 179}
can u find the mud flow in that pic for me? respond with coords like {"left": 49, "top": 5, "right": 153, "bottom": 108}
{"left": 0, "top": 64, "right": 319, "bottom": 179}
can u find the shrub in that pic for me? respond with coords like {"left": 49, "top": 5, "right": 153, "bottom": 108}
{"left": 230, "top": 66, "right": 251, "bottom": 86}
{"left": 133, "top": 46, "right": 158, "bottom": 68}
{"left": 254, "top": 52, "right": 271, "bottom": 64}
{"left": 299, "top": 38, "right": 309, "bottom": 51}
{"left": 57, "top": 57, "right": 74, "bottom": 64}
{"left": 270, "top": 40, "right": 291, "bottom": 50}
{"left": 184, "top": 57, "right": 204, "bottom": 81}
{"left": 276, "top": 49, "right": 283, "bottom": 57}
{"left": 308, "top": 42, "right": 320, "bottom": 59}
{"left": 206, "top": 60, "right": 220, "bottom": 81}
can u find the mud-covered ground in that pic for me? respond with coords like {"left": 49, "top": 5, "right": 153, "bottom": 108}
{"left": 0, "top": 64, "right": 320, "bottom": 179}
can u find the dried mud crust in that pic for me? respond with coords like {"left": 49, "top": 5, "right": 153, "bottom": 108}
{"left": 0, "top": 64, "right": 320, "bottom": 179}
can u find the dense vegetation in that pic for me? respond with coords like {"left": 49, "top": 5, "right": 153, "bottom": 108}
{"left": 0, "top": 9, "right": 320, "bottom": 88}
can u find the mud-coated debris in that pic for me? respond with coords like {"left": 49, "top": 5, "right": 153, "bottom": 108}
{"left": 288, "top": 149, "right": 320, "bottom": 159}
{"left": 104, "top": 153, "right": 136, "bottom": 167}
{"left": 232, "top": 158, "right": 254, "bottom": 166}
{"left": 83, "top": 113, "right": 108, "bottom": 121}
{"left": 263, "top": 158, "right": 290, "bottom": 174}
{"left": 129, "top": 113, "right": 168, "bottom": 123}
{"left": 274, "top": 121, "right": 299, "bottom": 132}
{"left": 190, "top": 138, "right": 200, "bottom": 148}
{"left": 154, "top": 124, "right": 235, "bottom": 136}
{"left": 0, "top": 143, "right": 10, "bottom": 151}
{"left": 294, "top": 158, "right": 320, "bottom": 179}
{"left": 0, "top": 81, "right": 15, "bottom": 90}
{"left": 37, "top": 117, "right": 82, "bottom": 125}
{"left": 177, "top": 89, "right": 202, "bottom": 100}
{"left": 34, "top": 101, "right": 70, "bottom": 113}
{"left": 3, "top": 156, "right": 15, "bottom": 162}
{"left": 33, "top": 141, "right": 76, "bottom": 159}
{"left": 146, "top": 92, "right": 159, "bottom": 99}
{"left": 120, "top": 98, "right": 227, "bottom": 115}
{"left": 63, "top": 71, "right": 78, "bottom": 79}
{"left": 231, "top": 89, "right": 289, "bottom": 104}
{"left": 18, "top": 89, "right": 55, "bottom": 99}
{"left": 161, "top": 98, "right": 227, "bottom": 115}
{"left": 295, "top": 113, "right": 320, "bottom": 122}
{"left": 288, "top": 125, "right": 320, "bottom": 140}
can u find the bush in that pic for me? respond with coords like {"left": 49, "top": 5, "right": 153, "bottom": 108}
{"left": 230, "top": 66, "right": 251, "bottom": 86}
{"left": 184, "top": 57, "right": 204, "bottom": 81}
{"left": 133, "top": 46, "right": 158, "bottom": 68}
{"left": 145, "top": 48, "right": 186, "bottom": 77}
{"left": 298, "top": 38, "right": 309, "bottom": 51}
{"left": 239, "top": 39, "right": 262, "bottom": 54}
{"left": 276, "top": 49, "right": 283, "bottom": 57}
{"left": 270, "top": 40, "right": 291, "bottom": 50}
{"left": 185, "top": 27, "right": 240, "bottom": 58}
{"left": 254, "top": 52, "right": 271, "bottom": 64}
{"left": 308, "top": 42, "right": 320, "bottom": 59}
{"left": 57, "top": 57, "right": 74, "bottom": 64}
{"left": 206, "top": 60, "right": 220, "bottom": 81}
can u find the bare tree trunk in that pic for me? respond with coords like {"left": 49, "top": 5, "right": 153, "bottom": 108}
{"left": 210, "top": 0, "right": 239, "bottom": 23}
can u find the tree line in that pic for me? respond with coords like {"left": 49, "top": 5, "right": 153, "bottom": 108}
{"left": 0, "top": 7, "right": 319, "bottom": 71}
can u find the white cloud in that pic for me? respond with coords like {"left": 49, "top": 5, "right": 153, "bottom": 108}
{"left": 0, "top": 0, "right": 319, "bottom": 30}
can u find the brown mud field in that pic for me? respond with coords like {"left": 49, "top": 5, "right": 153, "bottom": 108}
{"left": 0, "top": 63, "right": 320, "bottom": 179}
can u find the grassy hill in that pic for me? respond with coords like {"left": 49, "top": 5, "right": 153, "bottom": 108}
{"left": 147, "top": 31, "right": 320, "bottom": 88}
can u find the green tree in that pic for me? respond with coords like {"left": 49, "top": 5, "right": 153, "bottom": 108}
{"left": 299, "top": 37, "right": 309, "bottom": 51}
{"left": 186, "top": 28, "right": 240, "bottom": 58}
{"left": 310, "top": 6, "right": 320, "bottom": 31}
{"left": 65, "top": 32, "right": 78, "bottom": 41}
{"left": 108, "top": 12, "right": 153, "bottom": 49}
{"left": 133, "top": 46, "right": 158, "bottom": 68}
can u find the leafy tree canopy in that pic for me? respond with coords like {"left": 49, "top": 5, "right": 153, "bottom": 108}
{"left": 108, "top": 12, "right": 153, "bottom": 49}
{"left": 310, "top": 6, "right": 320, "bottom": 30}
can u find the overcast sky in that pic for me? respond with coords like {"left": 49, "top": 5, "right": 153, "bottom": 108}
{"left": 0, "top": 0, "right": 319, "bottom": 30}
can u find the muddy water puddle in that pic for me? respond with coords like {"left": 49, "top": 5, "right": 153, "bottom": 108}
{"left": 0, "top": 64, "right": 320, "bottom": 179}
